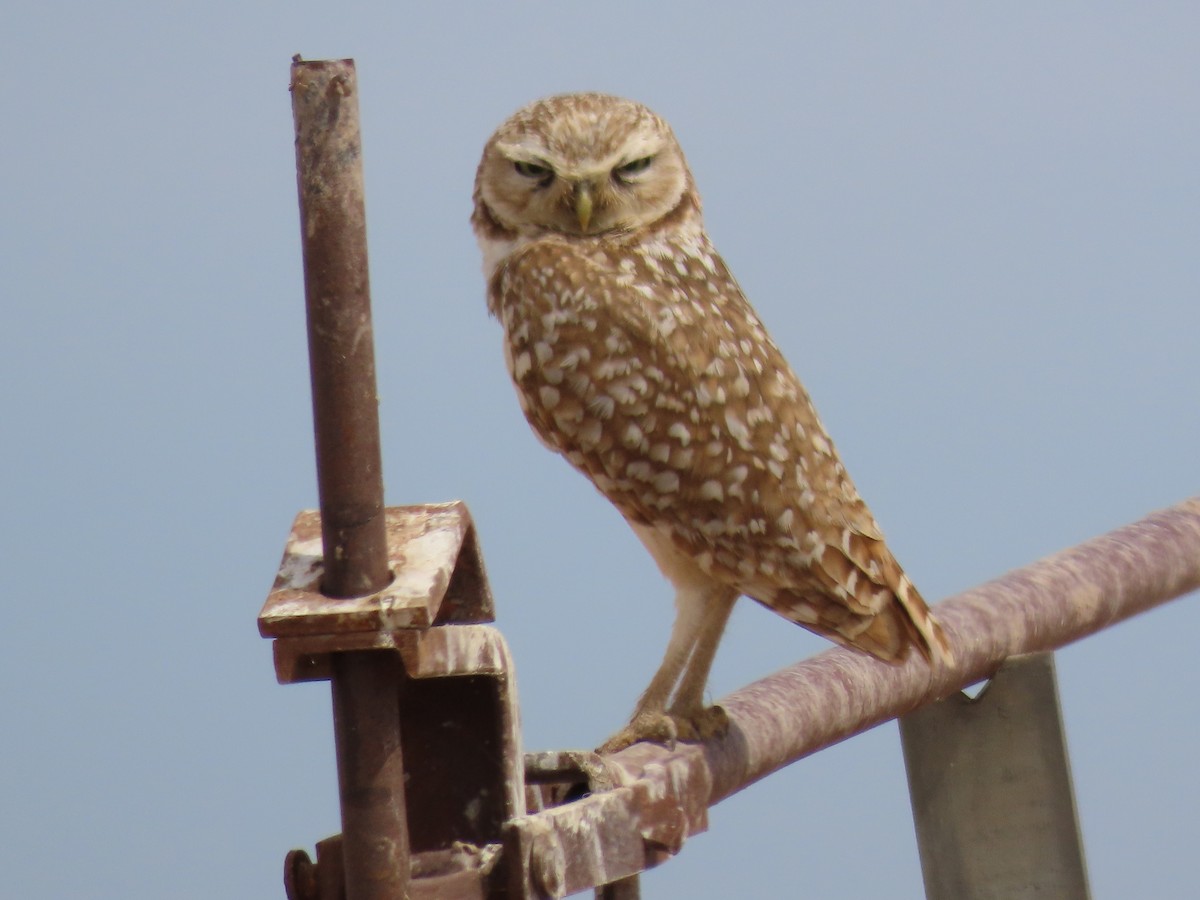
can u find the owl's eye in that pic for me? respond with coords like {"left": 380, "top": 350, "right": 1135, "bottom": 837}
{"left": 514, "top": 160, "right": 553, "bottom": 181}
{"left": 613, "top": 157, "right": 653, "bottom": 181}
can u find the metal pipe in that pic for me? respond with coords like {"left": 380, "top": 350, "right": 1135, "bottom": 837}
{"left": 506, "top": 500, "right": 1200, "bottom": 894}
{"left": 291, "top": 56, "right": 390, "bottom": 599}
{"left": 330, "top": 652, "right": 409, "bottom": 898}
{"left": 290, "top": 57, "right": 409, "bottom": 899}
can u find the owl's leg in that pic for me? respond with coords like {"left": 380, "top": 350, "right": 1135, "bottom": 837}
{"left": 631, "top": 582, "right": 713, "bottom": 718}
{"left": 598, "top": 584, "right": 736, "bottom": 753}
{"left": 667, "top": 586, "right": 737, "bottom": 720}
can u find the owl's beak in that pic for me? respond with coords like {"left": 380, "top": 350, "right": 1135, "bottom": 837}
{"left": 573, "top": 182, "right": 594, "bottom": 232}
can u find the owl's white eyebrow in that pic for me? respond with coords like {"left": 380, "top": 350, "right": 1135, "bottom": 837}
{"left": 615, "top": 134, "right": 662, "bottom": 162}
{"left": 496, "top": 140, "right": 547, "bottom": 162}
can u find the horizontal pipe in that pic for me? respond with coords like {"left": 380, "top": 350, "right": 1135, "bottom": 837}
{"left": 509, "top": 499, "right": 1200, "bottom": 894}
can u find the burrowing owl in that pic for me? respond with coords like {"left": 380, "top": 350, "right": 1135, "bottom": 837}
{"left": 472, "top": 93, "right": 950, "bottom": 752}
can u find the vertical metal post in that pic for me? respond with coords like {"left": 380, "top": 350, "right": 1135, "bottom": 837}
{"left": 291, "top": 56, "right": 389, "bottom": 597}
{"left": 900, "top": 653, "right": 1091, "bottom": 900}
{"left": 290, "top": 57, "right": 410, "bottom": 899}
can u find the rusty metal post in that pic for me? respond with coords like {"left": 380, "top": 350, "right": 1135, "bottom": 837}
{"left": 291, "top": 56, "right": 389, "bottom": 598}
{"left": 900, "top": 653, "right": 1092, "bottom": 899}
{"left": 290, "top": 57, "right": 409, "bottom": 899}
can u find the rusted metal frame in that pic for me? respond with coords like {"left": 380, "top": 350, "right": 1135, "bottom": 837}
{"left": 290, "top": 57, "right": 409, "bottom": 899}
{"left": 901, "top": 652, "right": 1092, "bottom": 900}
{"left": 501, "top": 498, "right": 1200, "bottom": 896}
{"left": 263, "top": 504, "right": 521, "bottom": 899}
{"left": 511, "top": 750, "right": 703, "bottom": 897}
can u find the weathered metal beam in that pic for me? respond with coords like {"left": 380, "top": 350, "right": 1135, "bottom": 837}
{"left": 900, "top": 652, "right": 1091, "bottom": 900}
{"left": 502, "top": 498, "right": 1200, "bottom": 895}
{"left": 290, "top": 56, "right": 409, "bottom": 900}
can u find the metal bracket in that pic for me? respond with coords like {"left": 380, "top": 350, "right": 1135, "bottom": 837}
{"left": 899, "top": 652, "right": 1092, "bottom": 899}
{"left": 507, "top": 746, "right": 711, "bottom": 898}
{"left": 259, "top": 502, "right": 522, "bottom": 899}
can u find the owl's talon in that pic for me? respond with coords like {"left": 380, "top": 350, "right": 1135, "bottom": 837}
{"left": 597, "top": 711, "right": 678, "bottom": 754}
{"left": 598, "top": 705, "right": 730, "bottom": 754}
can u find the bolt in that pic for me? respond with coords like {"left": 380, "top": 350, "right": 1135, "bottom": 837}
{"left": 283, "top": 849, "right": 317, "bottom": 900}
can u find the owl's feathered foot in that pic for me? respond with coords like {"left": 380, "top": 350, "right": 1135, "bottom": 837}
{"left": 598, "top": 582, "right": 738, "bottom": 754}
{"left": 597, "top": 704, "right": 730, "bottom": 754}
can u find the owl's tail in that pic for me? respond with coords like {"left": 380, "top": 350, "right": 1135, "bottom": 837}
{"left": 858, "top": 573, "right": 954, "bottom": 668}
{"left": 767, "top": 536, "right": 954, "bottom": 669}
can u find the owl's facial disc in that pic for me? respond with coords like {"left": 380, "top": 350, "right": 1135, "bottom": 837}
{"left": 479, "top": 96, "right": 691, "bottom": 237}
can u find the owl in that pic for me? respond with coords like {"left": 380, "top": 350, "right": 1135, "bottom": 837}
{"left": 472, "top": 93, "right": 951, "bottom": 752}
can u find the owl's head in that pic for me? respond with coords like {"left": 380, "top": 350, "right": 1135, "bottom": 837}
{"left": 474, "top": 93, "right": 694, "bottom": 238}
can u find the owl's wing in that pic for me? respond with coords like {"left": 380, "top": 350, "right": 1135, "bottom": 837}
{"left": 493, "top": 237, "right": 950, "bottom": 665}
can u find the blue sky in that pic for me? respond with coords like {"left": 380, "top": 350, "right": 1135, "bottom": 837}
{"left": 3, "top": 4, "right": 1197, "bottom": 897}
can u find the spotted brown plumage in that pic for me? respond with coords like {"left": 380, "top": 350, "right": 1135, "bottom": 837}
{"left": 473, "top": 93, "right": 950, "bottom": 751}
